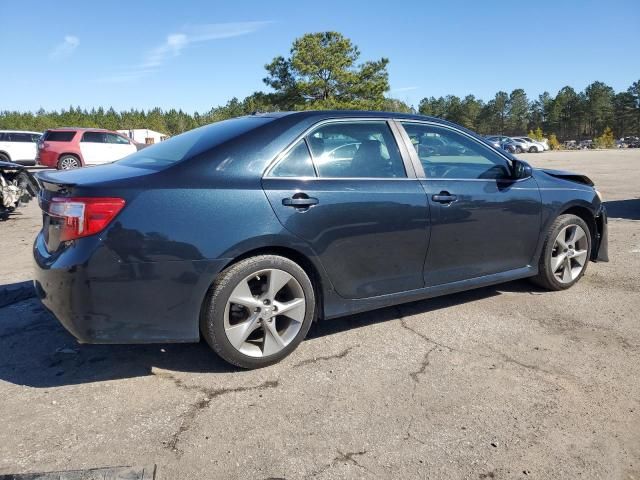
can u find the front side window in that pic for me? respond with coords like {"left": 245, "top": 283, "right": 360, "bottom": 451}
{"left": 306, "top": 121, "right": 406, "bottom": 178}
{"left": 10, "top": 133, "right": 34, "bottom": 142}
{"left": 81, "top": 131, "right": 106, "bottom": 143}
{"left": 270, "top": 140, "right": 316, "bottom": 178}
{"left": 401, "top": 122, "right": 511, "bottom": 180}
{"left": 106, "top": 133, "right": 130, "bottom": 145}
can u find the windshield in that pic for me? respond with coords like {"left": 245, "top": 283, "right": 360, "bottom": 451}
{"left": 117, "top": 116, "right": 271, "bottom": 169}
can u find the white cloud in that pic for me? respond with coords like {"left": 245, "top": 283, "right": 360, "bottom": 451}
{"left": 390, "top": 86, "right": 418, "bottom": 93}
{"left": 101, "top": 21, "right": 271, "bottom": 83}
{"left": 49, "top": 35, "right": 79, "bottom": 60}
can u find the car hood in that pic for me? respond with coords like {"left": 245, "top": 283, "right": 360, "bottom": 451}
{"left": 537, "top": 168, "right": 594, "bottom": 187}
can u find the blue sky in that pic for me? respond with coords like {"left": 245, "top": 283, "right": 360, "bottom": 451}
{"left": 1, "top": 0, "right": 638, "bottom": 113}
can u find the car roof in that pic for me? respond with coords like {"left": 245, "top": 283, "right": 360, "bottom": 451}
{"left": 259, "top": 110, "right": 442, "bottom": 122}
{"left": 45, "top": 127, "right": 119, "bottom": 132}
{"left": 0, "top": 130, "right": 42, "bottom": 134}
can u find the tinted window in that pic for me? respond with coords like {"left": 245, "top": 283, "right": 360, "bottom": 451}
{"left": 118, "top": 117, "right": 271, "bottom": 169}
{"left": 30, "top": 134, "right": 41, "bottom": 142}
{"left": 306, "top": 121, "right": 405, "bottom": 178}
{"left": 82, "top": 132, "right": 106, "bottom": 143}
{"left": 0, "top": 133, "right": 6, "bottom": 141}
{"left": 8, "top": 133, "right": 34, "bottom": 142}
{"left": 106, "top": 133, "right": 130, "bottom": 144}
{"left": 44, "top": 131, "right": 76, "bottom": 142}
{"left": 270, "top": 140, "right": 316, "bottom": 177}
{"left": 401, "top": 122, "right": 511, "bottom": 180}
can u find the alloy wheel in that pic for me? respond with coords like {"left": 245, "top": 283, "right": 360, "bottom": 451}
{"left": 60, "top": 157, "right": 79, "bottom": 169}
{"left": 550, "top": 224, "right": 589, "bottom": 283}
{"left": 224, "top": 268, "right": 306, "bottom": 357}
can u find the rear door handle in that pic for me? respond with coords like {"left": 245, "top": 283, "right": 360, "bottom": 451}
{"left": 432, "top": 192, "right": 457, "bottom": 204}
{"left": 282, "top": 194, "right": 319, "bottom": 208}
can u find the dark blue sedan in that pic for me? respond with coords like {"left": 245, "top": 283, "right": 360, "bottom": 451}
{"left": 34, "top": 111, "right": 608, "bottom": 368}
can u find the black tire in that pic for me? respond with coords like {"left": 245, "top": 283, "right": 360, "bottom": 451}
{"left": 531, "top": 214, "right": 591, "bottom": 291}
{"left": 57, "top": 155, "right": 81, "bottom": 170}
{"left": 201, "top": 255, "right": 316, "bottom": 369}
{"left": 0, "top": 153, "right": 10, "bottom": 162}
{"left": 516, "top": 146, "right": 524, "bottom": 153}
{"left": 528, "top": 146, "right": 538, "bottom": 153}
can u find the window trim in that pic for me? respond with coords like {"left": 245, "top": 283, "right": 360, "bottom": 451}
{"left": 393, "top": 120, "right": 515, "bottom": 181}
{"left": 264, "top": 118, "right": 418, "bottom": 180}
{"left": 269, "top": 138, "right": 318, "bottom": 178}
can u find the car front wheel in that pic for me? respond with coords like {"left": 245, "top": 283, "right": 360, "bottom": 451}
{"left": 201, "top": 255, "right": 316, "bottom": 368}
{"left": 532, "top": 214, "right": 591, "bottom": 290}
{"left": 529, "top": 146, "right": 539, "bottom": 153}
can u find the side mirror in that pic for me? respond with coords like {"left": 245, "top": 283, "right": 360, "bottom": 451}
{"left": 511, "top": 159, "right": 532, "bottom": 179}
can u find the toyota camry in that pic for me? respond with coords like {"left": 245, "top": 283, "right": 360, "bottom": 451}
{"left": 34, "top": 111, "right": 608, "bottom": 368}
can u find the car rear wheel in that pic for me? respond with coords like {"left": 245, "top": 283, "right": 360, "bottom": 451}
{"left": 529, "top": 146, "right": 539, "bottom": 153}
{"left": 201, "top": 255, "right": 315, "bottom": 368}
{"left": 515, "top": 146, "right": 524, "bottom": 153}
{"left": 58, "top": 155, "right": 80, "bottom": 170}
{"left": 0, "top": 153, "right": 9, "bottom": 162}
{"left": 532, "top": 214, "right": 591, "bottom": 291}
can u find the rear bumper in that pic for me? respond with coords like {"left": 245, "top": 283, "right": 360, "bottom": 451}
{"left": 33, "top": 232, "right": 230, "bottom": 343}
{"left": 36, "top": 150, "right": 58, "bottom": 167}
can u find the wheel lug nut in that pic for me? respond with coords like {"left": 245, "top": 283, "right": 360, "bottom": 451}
{"left": 263, "top": 299, "right": 270, "bottom": 305}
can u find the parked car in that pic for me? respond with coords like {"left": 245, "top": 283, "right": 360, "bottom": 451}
{"left": 500, "top": 137, "right": 529, "bottom": 153}
{"left": 513, "top": 136, "right": 547, "bottom": 152}
{"left": 485, "top": 136, "right": 517, "bottom": 154}
{"left": 34, "top": 111, "right": 609, "bottom": 369}
{"left": 0, "top": 130, "right": 42, "bottom": 166}
{"left": 36, "top": 128, "right": 141, "bottom": 169}
{"left": 0, "top": 160, "right": 39, "bottom": 219}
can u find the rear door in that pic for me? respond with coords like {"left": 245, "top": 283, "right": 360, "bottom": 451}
{"left": 80, "top": 131, "right": 110, "bottom": 165}
{"left": 398, "top": 121, "right": 542, "bottom": 286}
{"left": 262, "top": 119, "right": 430, "bottom": 299}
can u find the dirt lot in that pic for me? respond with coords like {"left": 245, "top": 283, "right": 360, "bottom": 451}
{"left": 0, "top": 149, "right": 639, "bottom": 479}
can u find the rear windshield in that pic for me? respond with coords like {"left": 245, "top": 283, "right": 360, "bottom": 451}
{"left": 117, "top": 116, "right": 272, "bottom": 169}
{"left": 43, "top": 131, "right": 76, "bottom": 142}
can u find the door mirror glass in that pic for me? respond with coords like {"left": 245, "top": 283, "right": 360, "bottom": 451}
{"left": 511, "top": 159, "right": 532, "bottom": 179}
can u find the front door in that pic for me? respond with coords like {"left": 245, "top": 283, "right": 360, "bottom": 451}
{"left": 398, "top": 121, "right": 542, "bottom": 286}
{"left": 263, "top": 120, "right": 430, "bottom": 299}
{"left": 105, "top": 133, "right": 137, "bottom": 161}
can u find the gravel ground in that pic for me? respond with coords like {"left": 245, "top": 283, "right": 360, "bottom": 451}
{"left": 0, "top": 149, "right": 638, "bottom": 479}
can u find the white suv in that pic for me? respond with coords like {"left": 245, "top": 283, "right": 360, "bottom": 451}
{"left": 0, "top": 130, "right": 42, "bottom": 165}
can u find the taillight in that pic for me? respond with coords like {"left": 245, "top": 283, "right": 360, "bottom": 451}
{"left": 49, "top": 197, "right": 125, "bottom": 241}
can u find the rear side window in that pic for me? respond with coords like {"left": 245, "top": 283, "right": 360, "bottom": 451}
{"left": 118, "top": 116, "right": 271, "bottom": 169}
{"left": 82, "top": 132, "right": 106, "bottom": 143}
{"left": 270, "top": 140, "right": 316, "bottom": 178}
{"left": 44, "top": 131, "right": 76, "bottom": 142}
{"left": 306, "top": 121, "right": 406, "bottom": 178}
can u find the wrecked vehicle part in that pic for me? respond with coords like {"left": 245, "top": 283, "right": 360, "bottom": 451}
{"left": 0, "top": 161, "right": 40, "bottom": 219}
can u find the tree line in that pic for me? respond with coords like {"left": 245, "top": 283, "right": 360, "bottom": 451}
{"left": 1, "top": 32, "right": 638, "bottom": 141}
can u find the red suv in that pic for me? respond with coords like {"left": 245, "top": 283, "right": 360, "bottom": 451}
{"left": 37, "top": 128, "right": 139, "bottom": 169}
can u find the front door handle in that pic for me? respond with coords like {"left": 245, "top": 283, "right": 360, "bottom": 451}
{"left": 432, "top": 192, "right": 457, "bottom": 204}
{"left": 282, "top": 193, "right": 319, "bottom": 208}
